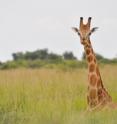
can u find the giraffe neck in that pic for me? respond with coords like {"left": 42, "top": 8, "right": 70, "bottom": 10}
{"left": 84, "top": 39, "right": 112, "bottom": 108}
{"left": 84, "top": 39, "right": 103, "bottom": 88}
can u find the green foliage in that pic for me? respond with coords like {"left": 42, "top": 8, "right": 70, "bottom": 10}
{"left": 12, "top": 52, "right": 25, "bottom": 60}
{"left": 0, "top": 61, "right": 18, "bottom": 69}
{"left": 0, "top": 49, "right": 116, "bottom": 70}
{"left": 0, "top": 60, "right": 87, "bottom": 70}
{"left": 25, "top": 49, "right": 49, "bottom": 60}
{"left": 99, "top": 58, "right": 117, "bottom": 64}
{"left": 48, "top": 53, "right": 62, "bottom": 60}
{"left": 63, "top": 51, "right": 77, "bottom": 60}
{"left": 12, "top": 49, "right": 62, "bottom": 61}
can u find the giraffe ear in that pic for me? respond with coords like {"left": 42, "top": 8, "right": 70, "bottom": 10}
{"left": 91, "top": 27, "right": 98, "bottom": 33}
{"left": 72, "top": 27, "right": 79, "bottom": 33}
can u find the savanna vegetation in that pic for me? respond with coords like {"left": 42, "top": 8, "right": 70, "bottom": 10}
{"left": 0, "top": 48, "right": 117, "bottom": 70}
{"left": 0, "top": 49, "right": 117, "bottom": 124}
{"left": 0, "top": 66, "right": 117, "bottom": 124}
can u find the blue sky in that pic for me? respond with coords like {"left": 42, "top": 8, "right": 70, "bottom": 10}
{"left": 0, "top": 0, "right": 117, "bottom": 61}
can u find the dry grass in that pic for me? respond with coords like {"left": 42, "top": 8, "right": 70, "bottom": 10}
{"left": 0, "top": 65, "right": 117, "bottom": 124}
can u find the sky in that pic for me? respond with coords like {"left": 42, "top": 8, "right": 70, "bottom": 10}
{"left": 0, "top": 0, "right": 117, "bottom": 61}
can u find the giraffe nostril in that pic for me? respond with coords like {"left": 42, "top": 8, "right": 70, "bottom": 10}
{"left": 82, "top": 37, "right": 85, "bottom": 41}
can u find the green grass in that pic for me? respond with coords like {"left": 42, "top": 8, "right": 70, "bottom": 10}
{"left": 0, "top": 65, "right": 117, "bottom": 124}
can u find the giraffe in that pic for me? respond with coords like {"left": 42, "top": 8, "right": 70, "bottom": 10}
{"left": 72, "top": 17, "right": 116, "bottom": 110}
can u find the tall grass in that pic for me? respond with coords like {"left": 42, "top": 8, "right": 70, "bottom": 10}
{"left": 0, "top": 65, "right": 117, "bottom": 124}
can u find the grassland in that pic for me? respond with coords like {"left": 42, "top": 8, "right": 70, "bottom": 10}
{"left": 0, "top": 65, "right": 117, "bottom": 124}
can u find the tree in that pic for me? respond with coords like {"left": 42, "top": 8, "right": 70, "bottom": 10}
{"left": 24, "top": 49, "right": 48, "bottom": 60}
{"left": 48, "top": 53, "right": 62, "bottom": 60}
{"left": 63, "top": 52, "right": 77, "bottom": 60}
{"left": 12, "top": 52, "right": 24, "bottom": 61}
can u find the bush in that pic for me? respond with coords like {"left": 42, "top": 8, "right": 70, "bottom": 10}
{"left": 63, "top": 52, "right": 77, "bottom": 60}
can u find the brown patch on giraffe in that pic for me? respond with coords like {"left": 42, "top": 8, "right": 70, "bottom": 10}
{"left": 98, "top": 88, "right": 102, "bottom": 95}
{"left": 87, "top": 55, "right": 93, "bottom": 62}
{"left": 98, "top": 88, "right": 103, "bottom": 102}
{"left": 97, "top": 78, "right": 102, "bottom": 88}
{"left": 96, "top": 66, "right": 100, "bottom": 75}
{"left": 89, "top": 89, "right": 97, "bottom": 99}
{"left": 89, "top": 63, "right": 95, "bottom": 72}
{"left": 86, "top": 48, "right": 91, "bottom": 55}
{"left": 94, "top": 58, "right": 96, "bottom": 63}
{"left": 89, "top": 74, "right": 97, "bottom": 86}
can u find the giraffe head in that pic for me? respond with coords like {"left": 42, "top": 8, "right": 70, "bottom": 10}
{"left": 72, "top": 17, "right": 98, "bottom": 45}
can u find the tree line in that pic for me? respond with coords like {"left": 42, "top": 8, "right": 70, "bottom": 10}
{"left": 0, "top": 48, "right": 116, "bottom": 70}
{"left": 12, "top": 49, "right": 77, "bottom": 61}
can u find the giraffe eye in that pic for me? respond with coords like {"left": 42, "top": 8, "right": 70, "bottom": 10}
{"left": 88, "top": 32, "right": 92, "bottom": 36}
{"left": 78, "top": 32, "right": 80, "bottom": 36}
{"left": 89, "top": 33, "right": 91, "bottom": 35}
